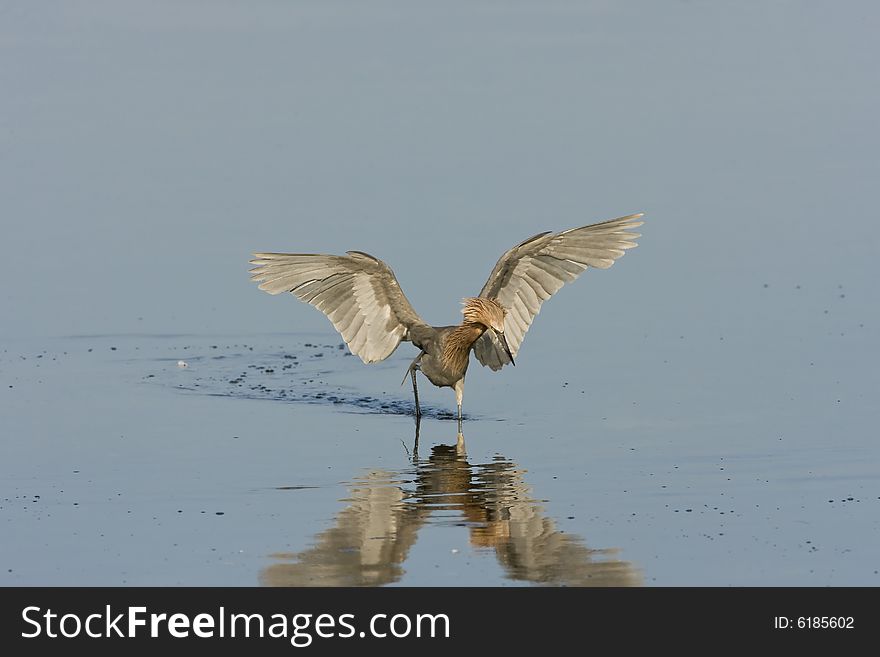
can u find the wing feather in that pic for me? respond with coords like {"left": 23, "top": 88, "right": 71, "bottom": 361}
{"left": 473, "top": 213, "right": 644, "bottom": 369}
{"left": 250, "top": 251, "right": 426, "bottom": 364}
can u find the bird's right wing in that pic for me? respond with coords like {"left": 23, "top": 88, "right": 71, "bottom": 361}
{"left": 249, "top": 251, "right": 427, "bottom": 364}
{"left": 473, "top": 214, "right": 644, "bottom": 370}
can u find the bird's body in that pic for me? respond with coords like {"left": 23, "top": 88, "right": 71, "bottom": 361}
{"left": 250, "top": 213, "right": 644, "bottom": 423}
{"left": 410, "top": 325, "right": 472, "bottom": 388}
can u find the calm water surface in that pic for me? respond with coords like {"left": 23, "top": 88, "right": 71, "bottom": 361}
{"left": 1, "top": 1, "right": 878, "bottom": 585}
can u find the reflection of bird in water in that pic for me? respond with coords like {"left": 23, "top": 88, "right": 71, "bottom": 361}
{"left": 250, "top": 214, "right": 643, "bottom": 423}
{"left": 260, "top": 432, "right": 640, "bottom": 587}
{"left": 261, "top": 471, "right": 419, "bottom": 587}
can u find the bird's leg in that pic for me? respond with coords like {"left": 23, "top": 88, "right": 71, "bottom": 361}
{"left": 412, "top": 415, "right": 421, "bottom": 461}
{"left": 454, "top": 378, "right": 464, "bottom": 428}
{"left": 402, "top": 351, "right": 424, "bottom": 419}
{"left": 411, "top": 367, "right": 421, "bottom": 419}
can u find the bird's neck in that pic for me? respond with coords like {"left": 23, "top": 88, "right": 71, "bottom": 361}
{"left": 441, "top": 321, "right": 486, "bottom": 371}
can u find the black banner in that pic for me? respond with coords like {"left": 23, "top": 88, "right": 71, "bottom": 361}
{"left": 0, "top": 587, "right": 870, "bottom": 653}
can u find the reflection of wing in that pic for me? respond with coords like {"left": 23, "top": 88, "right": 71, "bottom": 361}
{"left": 473, "top": 214, "right": 644, "bottom": 370}
{"left": 471, "top": 459, "right": 642, "bottom": 586}
{"left": 495, "top": 508, "right": 641, "bottom": 586}
{"left": 416, "top": 446, "right": 641, "bottom": 586}
{"left": 250, "top": 251, "right": 427, "bottom": 364}
{"left": 259, "top": 471, "right": 425, "bottom": 587}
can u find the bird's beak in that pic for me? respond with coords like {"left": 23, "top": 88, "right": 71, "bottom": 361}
{"left": 497, "top": 330, "right": 515, "bottom": 366}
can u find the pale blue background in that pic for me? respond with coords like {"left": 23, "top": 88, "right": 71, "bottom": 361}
{"left": 2, "top": 1, "right": 878, "bottom": 585}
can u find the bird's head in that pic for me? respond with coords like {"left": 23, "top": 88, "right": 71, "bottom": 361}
{"left": 461, "top": 297, "right": 514, "bottom": 364}
{"left": 461, "top": 297, "right": 505, "bottom": 332}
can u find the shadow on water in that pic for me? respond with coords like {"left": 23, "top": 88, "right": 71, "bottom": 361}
{"left": 260, "top": 422, "right": 641, "bottom": 587}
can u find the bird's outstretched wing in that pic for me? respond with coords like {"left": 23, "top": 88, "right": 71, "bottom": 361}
{"left": 473, "top": 213, "right": 644, "bottom": 371}
{"left": 249, "top": 251, "right": 427, "bottom": 364}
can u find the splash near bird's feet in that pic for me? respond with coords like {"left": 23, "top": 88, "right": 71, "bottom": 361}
{"left": 145, "top": 338, "right": 475, "bottom": 421}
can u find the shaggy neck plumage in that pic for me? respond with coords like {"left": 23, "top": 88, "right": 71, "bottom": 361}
{"left": 441, "top": 321, "right": 486, "bottom": 371}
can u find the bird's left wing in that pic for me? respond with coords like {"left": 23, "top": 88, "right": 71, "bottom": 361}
{"left": 249, "top": 251, "right": 427, "bottom": 364}
{"left": 473, "top": 214, "right": 644, "bottom": 371}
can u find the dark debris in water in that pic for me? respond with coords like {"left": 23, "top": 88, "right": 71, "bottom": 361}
{"left": 145, "top": 341, "right": 467, "bottom": 420}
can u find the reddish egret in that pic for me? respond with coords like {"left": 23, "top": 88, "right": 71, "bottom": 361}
{"left": 250, "top": 213, "right": 644, "bottom": 422}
